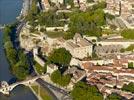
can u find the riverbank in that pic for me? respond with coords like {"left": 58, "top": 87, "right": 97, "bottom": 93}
{"left": 17, "top": 0, "right": 32, "bottom": 20}
{"left": 0, "top": 0, "right": 38, "bottom": 99}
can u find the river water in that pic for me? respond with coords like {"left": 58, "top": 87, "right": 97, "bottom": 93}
{"left": 0, "top": 0, "right": 37, "bottom": 100}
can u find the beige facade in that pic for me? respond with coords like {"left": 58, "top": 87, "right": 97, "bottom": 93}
{"left": 64, "top": 33, "right": 93, "bottom": 59}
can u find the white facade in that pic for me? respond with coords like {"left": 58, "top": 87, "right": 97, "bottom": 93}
{"left": 47, "top": 64, "right": 58, "bottom": 74}
{"left": 51, "top": 0, "right": 63, "bottom": 4}
{"left": 97, "top": 41, "right": 134, "bottom": 48}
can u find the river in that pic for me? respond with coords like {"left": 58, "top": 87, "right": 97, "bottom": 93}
{"left": 0, "top": 0, "right": 37, "bottom": 100}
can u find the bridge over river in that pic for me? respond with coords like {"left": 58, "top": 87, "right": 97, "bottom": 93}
{"left": 0, "top": 75, "right": 42, "bottom": 95}
{"left": 0, "top": 74, "right": 70, "bottom": 100}
{"left": 0, "top": 24, "right": 5, "bottom": 30}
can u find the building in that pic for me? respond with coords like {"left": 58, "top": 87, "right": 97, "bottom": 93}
{"left": 80, "top": 54, "right": 134, "bottom": 99}
{"left": 105, "top": 0, "right": 121, "bottom": 16}
{"left": 46, "top": 64, "right": 58, "bottom": 75}
{"left": 74, "top": 0, "right": 87, "bottom": 11}
{"left": 33, "top": 48, "right": 45, "bottom": 67}
{"left": 105, "top": 0, "right": 134, "bottom": 29}
{"left": 41, "top": 0, "right": 50, "bottom": 11}
{"left": 64, "top": 33, "right": 93, "bottom": 59}
{"left": 51, "top": 0, "right": 63, "bottom": 4}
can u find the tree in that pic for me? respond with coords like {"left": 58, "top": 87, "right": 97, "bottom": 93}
{"left": 128, "top": 62, "right": 134, "bottom": 69}
{"left": 71, "top": 82, "right": 103, "bottom": 100}
{"left": 122, "top": 82, "right": 134, "bottom": 93}
{"left": 126, "top": 44, "right": 134, "bottom": 51}
{"left": 3, "top": 24, "right": 30, "bottom": 80}
{"left": 13, "top": 62, "right": 29, "bottom": 80}
{"left": 69, "top": 10, "right": 103, "bottom": 37}
{"left": 121, "top": 29, "right": 134, "bottom": 39}
{"left": 92, "top": 9, "right": 105, "bottom": 26}
{"left": 51, "top": 70, "right": 61, "bottom": 84}
{"left": 35, "top": 62, "right": 44, "bottom": 75}
{"left": 48, "top": 48, "right": 72, "bottom": 66}
{"left": 120, "top": 48, "right": 125, "bottom": 53}
{"left": 51, "top": 70, "right": 71, "bottom": 87}
{"left": 61, "top": 74, "right": 71, "bottom": 87}
{"left": 107, "top": 93, "right": 122, "bottom": 100}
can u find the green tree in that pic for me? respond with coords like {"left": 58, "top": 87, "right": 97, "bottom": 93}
{"left": 69, "top": 10, "right": 103, "bottom": 37}
{"left": 126, "top": 44, "right": 134, "bottom": 51}
{"left": 122, "top": 82, "right": 134, "bottom": 93}
{"left": 51, "top": 70, "right": 62, "bottom": 84}
{"left": 48, "top": 48, "right": 72, "bottom": 66}
{"left": 121, "top": 29, "right": 134, "bottom": 39}
{"left": 92, "top": 9, "right": 105, "bottom": 26}
{"left": 71, "top": 82, "right": 103, "bottom": 100}
{"left": 128, "top": 62, "right": 134, "bottom": 69}
{"left": 13, "top": 62, "right": 29, "bottom": 80}
{"left": 107, "top": 93, "right": 122, "bottom": 100}
{"left": 51, "top": 70, "right": 71, "bottom": 86}
{"left": 61, "top": 74, "right": 71, "bottom": 87}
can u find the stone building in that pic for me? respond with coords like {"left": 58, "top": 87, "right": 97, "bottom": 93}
{"left": 64, "top": 33, "right": 93, "bottom": 59}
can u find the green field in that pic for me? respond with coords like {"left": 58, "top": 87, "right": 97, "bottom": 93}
{"left": 31, "top": 85, "right": 52, "bottom": 100}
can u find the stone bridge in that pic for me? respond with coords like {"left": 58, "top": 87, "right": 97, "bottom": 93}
{"left": 0, "top": 75, "right": 44, "bottom": 95}
{"left": 0, "top": 24, "right": 5, "bottom": 29}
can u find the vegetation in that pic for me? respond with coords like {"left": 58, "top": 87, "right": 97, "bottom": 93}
{"left": 51, "top": 70, "right": 71, "bottom": 87}
{"left": 37, "top": 11, "right": 65, "bottom": 27}
{"left": 87, "top": 0, "right": 94, "bottom": 3}
{"left": 3, "top": 25, "right": 30, "bottom": 80}
{"left": 71, "top": 82, "right": 103, "bottom": 100}
{"left": 126, "top": 44, "right": 134, "bottom": 52}
{"left": 32, "top": 85, "right": 52, "bottom": 100}
{"left": 120, "top": 45, "right": 134, "bottom": 53}
{"left": 122, "top": 82, "right": 134, "bottom": 93}
{"left": 120, "top": 48, "right": 125, "bottom": 53}
{"left": 92, "top": 1, "right": 106, "bottom": 10}
{"left": 64, "top": 0, "right": 74, "bottom": 6}
{"left": 92, "top": 52, "right": 99, "bottom": 60}
{"left": 45, "top": 31, "right": 66, "bottom": 38}
{"left": 105, "top": 13, "right": 115, "bottom": 20}
{"left": 48, "top": 48, "right": 72, "bottom": 66}
{"left": 106, "top": 93, "right": 123, "bottom": 100}
{"left": 25, "top": 0, "right": 107, "bottom": 39}
{"left": 128, "top": 62, "right": 134, "bottom": 69}
{"left": 121, "top": 29, "right": 134, "bottom": 39}
{"left": 34, "top": 62, "right": 45, "bottom": 75}
{"left": 69, "top": 8, "right": 105, "bottom": 38}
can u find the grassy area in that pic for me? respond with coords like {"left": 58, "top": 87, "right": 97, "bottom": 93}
{"left": 35, "top": 62, "right": 44, "bottom": 75}
{"left": 32, "top": 85, "right": 52, "bottom": 100}
{"left": 45, "top": 31, "right": 66, "bottom": 38}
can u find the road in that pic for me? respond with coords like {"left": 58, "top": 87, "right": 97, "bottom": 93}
{"left": 36, "top": 78, "right": 58, "bottom": 100}
{"left": 36, "top": 78, "right": 69, "bottom": 95}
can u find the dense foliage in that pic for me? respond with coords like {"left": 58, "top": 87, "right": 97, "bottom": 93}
{"left": 126, "top": 44, "right": 134, "bottom": 51}
{"left": 51, "top": 70, "right": 71, "bottom": 87}
{"left": 26, "top": 0, "right": 39, "bottom": 26}
{"left": 3, "top": 25, "right": 30, "bottom": 80}
{"left": 106, "top": 93, "right": 122, "bottom": 100}
{"left": 122, "top": 82, "right": 134, "bottom": 93}
{"left": 128, "top": 62, "right": 134, "bottom": 69}
{"left": 121, "top": 29, "right": 134, "bottom": 39}
{"left": 48, "top": 48, "right": 72, "bottom": 66}
{"left": 71, "top": 82, "right": 103, "bottom": 100}
{"left": 37, "top": 11, "right": 66, "bottom": 27}
{"left": 69, "top": 8, "right": 105, "bottom": 38}
{"left": 34, "top": 62, "right": 45, "bottom": 75}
